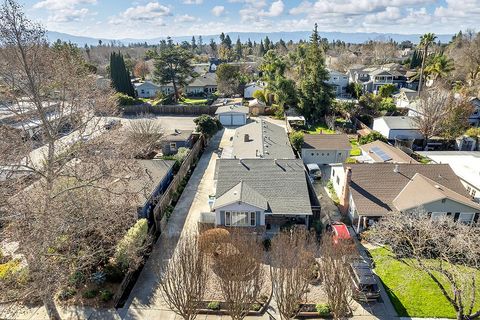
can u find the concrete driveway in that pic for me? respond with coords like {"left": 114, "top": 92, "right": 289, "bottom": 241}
{"left": 121, "top": 127, "right": 235, "bottom": 319}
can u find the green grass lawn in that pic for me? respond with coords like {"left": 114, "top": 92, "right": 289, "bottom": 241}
{"left": 306, "top": 122, "right": 336, "bottom": 134}
{"left": 182, "top": 98, "right": 208, "bottom": 105}
{"left": 349, "top": 139, "right": 361, "bottom": 156}
{"left": 371, "top": 247, "right": 480, "bottom": 318}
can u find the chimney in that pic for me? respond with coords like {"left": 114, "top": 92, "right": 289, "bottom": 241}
{"left": 244, "top": 133, "right": 250, "bottom": 142}
{"left": 394, "top": 164, "right": 399, "bottom": 173}
{"left": 340, "top": 167, "right": 352, "bottom": 215}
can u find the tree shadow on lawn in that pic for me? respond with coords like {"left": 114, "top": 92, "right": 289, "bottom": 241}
{"left": 377, "top": 277, "right": 410, "bottom": 318}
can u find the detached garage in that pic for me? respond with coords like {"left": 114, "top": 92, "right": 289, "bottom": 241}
{"left": 215, "top": 105, "right": 249, "bottom": 126}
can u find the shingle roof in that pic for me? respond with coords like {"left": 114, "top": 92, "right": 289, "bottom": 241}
{"left": 188, "top": 73, "right": 217, "bottom": 87}
{"left": 232, "top": 120, "right": 294, "bottom": 159}
{"left": 393, "top": 173, "right": 480, "bottom": 212}
{"left": 344, "top": 163, "right": 469, "bottom": 216}
{"left": 215, "top": 105, "right": 249, "bottom": 115}
{"left": 359, "top": 140, "right": 417, "bottom": 164}
{"left": 215, "top": 159, "right": 312, "bottom": 215}
{"left": 213, "top": 181, "right": 268, "bottom": 210}
{"left": 162, "top": 130, "right": 193, "bottom": 142}
{"left": 302, "top": 134, "right": 351, "bottom": 151}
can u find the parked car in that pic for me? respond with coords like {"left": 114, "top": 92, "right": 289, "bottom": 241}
{"left": 349, "top": 261, "right": 380, "bottom": 302}
{"left": 306, "top": 163, "right": 322, "bottom": 181}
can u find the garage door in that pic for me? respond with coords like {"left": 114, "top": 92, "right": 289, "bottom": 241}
{"left": 219, "top": 114, "right": 232, "bottom": 126}
{"left": 232, "top": 114, "right": 244, "bottom": 125}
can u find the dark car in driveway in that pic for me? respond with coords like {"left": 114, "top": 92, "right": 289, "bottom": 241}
{"left": 349, "top": 261, "right": 380, "bottom": 302}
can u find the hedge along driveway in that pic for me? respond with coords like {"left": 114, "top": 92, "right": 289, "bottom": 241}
{"left": 370, "top": 247, "right": 480, "bottom": 319}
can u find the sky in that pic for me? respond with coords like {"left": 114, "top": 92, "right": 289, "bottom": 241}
{"left": 22, "top": 0, "right": 480, "bottom": 39}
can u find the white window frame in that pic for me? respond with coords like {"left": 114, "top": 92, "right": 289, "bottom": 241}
{"left": 224, "top": 211, "right": 256, "bottom": 227}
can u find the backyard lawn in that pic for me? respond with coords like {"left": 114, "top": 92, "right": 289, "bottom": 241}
{"left": 182, "top": 98, "right": 208, "bottom": 105}
{"left": 370, "top": 247, "right": 480, "bottom": 319}
{"left": 306, "top": 122, "right": 336, "bottom": 134}
{"left": 349, "top": 139, "right": 361, "bottom": 156}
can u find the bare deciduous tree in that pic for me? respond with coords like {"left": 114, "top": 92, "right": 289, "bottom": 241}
{"left": 270, "top": 228, "right": 319, "bottom": 320}
{"left": 0, "top": 2, "right": 148, "bottom": 318}
{"left": 159, "top": 233, "right": 209, "bottom": 320}
{"left": 127, "top": 118, "right": 164, "bottom": 158}
{"left": 212, "top": 231, "right": 266, "bottom": 320}
{"left": 320, "top": 235, "right": 356, "bottom": 319}
{"left": 370, "top": 210, "right": 480, "bottom": 320}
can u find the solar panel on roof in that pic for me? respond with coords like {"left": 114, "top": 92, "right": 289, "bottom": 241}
{"left": 370, "top": 146, "right": 392, "bottom": 162}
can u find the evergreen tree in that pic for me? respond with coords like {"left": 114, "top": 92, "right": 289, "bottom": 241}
{"left": 297, "top": 24, "right": 334, "bottom": 121}
{"left": 110, "top": 51, "right": 135, "bottom": 97}
{"left": 219, "top": 33, "right": 225, "bottom": 44}
{"left": 259, "top": 40, "right": 265, "bottom": 56}
{"left": 235, "top": 37, "right": 243, "bottom": 61}
{"left": 247, "top": 38, "right": 253, "bottom": 48}
{"left": 224, "top": 35, "right": 232, "bottom": 49}
{"left": 209, "top": 38, "right": 217, "bottom": 57}
{"left": 198, "top": 35, "right": 204, "bottom": 53}
{"left": 264, "top": 36, "right": 271, "bottom": 51}
{"left": 191, "top": 36, "right": 197, "bottom": 53}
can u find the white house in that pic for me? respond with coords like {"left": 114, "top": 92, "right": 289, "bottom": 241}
{"left": 417, "top": 151, "right": 480, "bottom": 202}
{"left": 332, "top": 163, "right": 480, "bottom": 232}
{"left": 394, "top": 88, "right": 417, "bottom": 109}
{"left": 326, "top": 70, "right": 349, "bottom": 97}
{"left": 373, "top": 116, "right": 423, "bottom": 142}
{"left": 301, "top": 134, "right": 351, "bottom": 165}
{"left": 184, "top": 73, "right": 217, "bottom": 95}
{"left": 134, "top": 81, "right": 160, "bottom": 98}
{"left": 212, "top": 159, "right": 313, "bottom": 232}
{"left": 215, "top": 104, "right": 249, "bottom": 126}
{"left": 244, "top": 82, "right": 265, "bottom": 99}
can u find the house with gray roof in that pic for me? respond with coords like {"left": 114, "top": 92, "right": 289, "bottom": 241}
{"left": 348, "top": 64, "right": 410, "bottom": 94}
{"left": 184, "top": 73, "right": 217, "bottom": 95}
{"left": 229, "top": 120, "right": 294, "bottom": 159}
{"left": 373, "top": 116, "right": 423, "bottom": 143}
{"left": 331, "top": 163, "right": 480, "bottom": 232}
{"left": 212, "top": 158, "right": 313, "bottom": 232}
{"left": 301, "top": 133, "right": 351, "bottom": 165}
{"left": 215, "top": 104, "right": 249, "bottom": 126}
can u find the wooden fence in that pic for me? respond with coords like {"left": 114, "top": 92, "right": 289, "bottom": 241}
{"left": 122, "top": 104, "right": 218, "bottom": 116}
{"left": 152, "top": 134, "right": 205, "bottom": 235}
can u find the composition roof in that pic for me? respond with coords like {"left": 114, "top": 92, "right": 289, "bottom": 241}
{"left": 215, "top": 159, "right": 312, "bottom": 215}
{"left": 360, "top": 140, "right": 417, "bottom": 164}
{"left": 232, "top": 120, "right": 294, "bottom": 159}
{"left": 377, "top": 116, "right": 419, "bottom": 130}
{"left": 302, "top": 134, "right": 351, "bottom": 151}
{"left": 344, "top": 163, "right": 469, "bottom": 216}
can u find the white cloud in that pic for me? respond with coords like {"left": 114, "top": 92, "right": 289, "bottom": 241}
{"left": 183, "top": 0, "right": 203, "bottom": 4}
{"left": 364, "top": 7, "right": 402, "bottom": 24}
{"left": 34, "top": 0, "right": 96, "bottom": 10}
{"left": 212, "top": 6, "right": 225, "bottom": 17}
{"left": 175, "top": 14, "right": 198, "bottom": 22}
{"left": 259, "top": 0, "right": 284, "bottom": 17}
{"left": 112, "top": 2, "right": 172, "bottom": 24}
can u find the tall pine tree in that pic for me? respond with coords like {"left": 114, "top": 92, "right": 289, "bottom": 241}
{"left": 298, "top": 24, "right": 334, "bottom": 121}
{"left": 110, "top": 52, "right": 135, "bottom": 97}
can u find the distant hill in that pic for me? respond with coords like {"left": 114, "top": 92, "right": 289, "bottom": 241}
{"left": 47, "top": 30, "right": 454, "bottom": 47}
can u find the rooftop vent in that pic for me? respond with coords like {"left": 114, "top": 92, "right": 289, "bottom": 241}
{"left": 393, "top": 164, "right": 399, "bottom": 173}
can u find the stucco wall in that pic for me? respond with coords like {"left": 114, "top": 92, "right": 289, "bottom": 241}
{"left": 302, "top": 149, "right": 349, "bottom": 165}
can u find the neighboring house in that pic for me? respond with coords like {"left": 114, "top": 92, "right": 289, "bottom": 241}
{"left": 469, "top": 97, "right": 480, "bottom": 127}
{"left": 331, "top": 163, "right": 480, "bottom": 232}
{"left": 244, "top": 82, "right": 265, "bottom": 99}
{"left": 348, "top": 64, "right": 410, "bottom": 94}
{"left": 132, "top": 160, "right": 176, "bottom": 222}
{"left": 215, "top": 104, "right": 249, "bottom": 126}
{"left": 212, "top": 158, "right": 313, "bottom": 232}
{"left": 326, "top": 69, "right": 349, "bottom": 97}
{"left": 301, "top": 134, "right": 351, "bottom": 165}
{"left": 134, "top": 81, "right": 160, "bottom": 98}
{"left": 160, "top": 130, "right": 194, "bottom": 156}
{"left": 185, "top": 73, "right": 217, "bottom": 95}
{"left": 417, "top": 151, "right": 480, "bottom": 202}
{"left": 394, "top": 88, "right": 418, "bottom": 109}
{"left": 228, "top": 120, "right": 294, "bottom": 159}
{"left": 373, "top": 116, "right": 423, "bottom": 142}
{"left": 357, "top": 140, "right": 417, "bottom": 164}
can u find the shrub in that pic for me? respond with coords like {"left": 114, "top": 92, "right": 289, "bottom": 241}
{"left": 0, "top": 259, "right": 20, "bottom": 280}
{"left": 91, "top": 271, "right": 107, "bottom": 285}
{"left": 104, "top": 264, "right": 125, "bottom": 283}
{"left": 251, "top": 303, "right": 261, "bottom": 311}
{"left": 58, "top": 288, "right": 76, "bottom": 301}
{"left": 326, "top": 180, "right": 340, "bottom": 205}
{"left": 164, "top": 205, "right": 174, "bottom": 220}
{"left": 194, "top": 114, "right": 222, "bottom": 137}
{"left": 68, "top": 271, "right": 86, "bottom": 288}
{"left": 316, "top": 303, "right": 331, "bottom": 317}
{"left": 207, "top": 301, "right": 220, "bottom": 310}
{"left": 115, "top": 92, "right": 142, "bottom": 106}
{"left": 262, "top": 238, "right": 271, "bottom": 251}
{"left": 359, "top": 131, "right": 387, "bottom": 145}
{"left": 174, "top": 147, "right": 190, "bottom": 163}
{"left": 100, "top": 290, "right": 114, "bottom": 302}
{"left": 82, "top": 289, "right": 98, "bottom": 299}
{"left": 289, "top": 131, "right": 304, "bottom": 151}
{"left": 114, "top": 219, "right": 149, "bottom": 272}
{"left": 313, "top": 219, "right": 322, "bottom": 235}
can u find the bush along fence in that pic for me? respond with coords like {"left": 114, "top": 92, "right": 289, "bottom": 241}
{"left": 121, "top": 104, "right": 218, "bottom": 116}
{"left": 112, "top": 135, "right": 206, "bottom": 307}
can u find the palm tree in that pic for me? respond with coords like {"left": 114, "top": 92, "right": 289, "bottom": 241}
{"left": 424, "top": 54, "right": 455, "bottom": 80}
{"left": 417, "top": 33, "right": 437, "bottom": 96}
